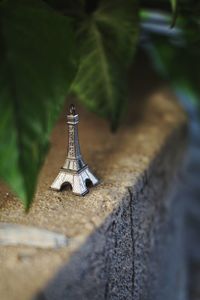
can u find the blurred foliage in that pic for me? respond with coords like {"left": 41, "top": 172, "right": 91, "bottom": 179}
{"left": 0, "top": 0, "right": 199, "bottom": 208}
{"left": 140, "top": 0, "right": 200, "bottom": 107}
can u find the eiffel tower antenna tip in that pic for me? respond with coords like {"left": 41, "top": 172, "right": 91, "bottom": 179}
{"left": 69, "top": 104, "right": 76, "bottom": 115}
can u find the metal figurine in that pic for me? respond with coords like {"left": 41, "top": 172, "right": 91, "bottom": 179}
{"left": 51, "top": 104, "right": 99, "bottom": 195}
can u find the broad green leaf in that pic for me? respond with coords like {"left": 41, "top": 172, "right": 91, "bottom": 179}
{"left": 0, "top": 0, "right": 77, "bottom": 209}
{"left": 71, "top": 0, "right": 139, "bottom": 130}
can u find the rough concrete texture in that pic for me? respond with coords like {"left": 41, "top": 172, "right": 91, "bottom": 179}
{"left": 0, "top": 84, "right": 187, "bottom": 300}
{"left": 176, "top": 95, "right": 200, "bottom": 300}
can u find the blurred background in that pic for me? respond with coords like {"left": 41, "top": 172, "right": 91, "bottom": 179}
{"left": 139, "top": 6, "right": 200, "bottom": 299}
{"left": 0, "top": 0, "right": 200, "bottom": 298}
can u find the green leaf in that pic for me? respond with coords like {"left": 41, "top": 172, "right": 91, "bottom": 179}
{"left": 169, "top": 0, "right": 178, "bottom": 27}
{"left": 0, "top": 0, "right": 77, "bottom": 209}
{"left": 170, "top": 0, "right": 177, "bottom": 13}
{"left": 71, "top": 0, "right": 139, "bottom": 130}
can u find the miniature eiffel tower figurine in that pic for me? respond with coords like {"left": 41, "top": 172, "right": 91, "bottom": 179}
{"left": 51, "top": 104, "right": 99, "bottom": 195}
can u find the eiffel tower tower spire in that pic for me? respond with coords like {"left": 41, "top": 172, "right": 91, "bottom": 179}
{"left": 51, "top": 104, "right": 99, "bottom": 195}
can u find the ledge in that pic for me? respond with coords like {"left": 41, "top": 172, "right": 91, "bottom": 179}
{"left": 0, "top": 84, "right": 187, "bottom": 300}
